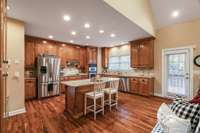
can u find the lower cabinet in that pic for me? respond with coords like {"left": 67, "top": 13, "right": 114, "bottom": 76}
{"left": 60, "top": 75, "right": 88, "bottom": 93}
{"left": 25, "top": 78, "right": 36, "bottom": 100}
{"left": 130, "top": 77, "right": 154, "bottom": 96}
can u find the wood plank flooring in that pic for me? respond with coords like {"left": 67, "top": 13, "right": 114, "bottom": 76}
{"left": 6, "top": 93, "right": 170, "bottom": 133}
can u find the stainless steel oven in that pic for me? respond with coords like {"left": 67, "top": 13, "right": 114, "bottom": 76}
{"left": 88, "top": 64, "right": 97, "bottom": 78}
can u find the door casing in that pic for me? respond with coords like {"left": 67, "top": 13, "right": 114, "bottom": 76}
{"left": 162, "top": 46, "right": 194, "bottom": 99}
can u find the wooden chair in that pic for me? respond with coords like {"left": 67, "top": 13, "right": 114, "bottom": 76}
{"left": 103, "top": 79, "right": 119, "bottom": 111}
{"left": 84, "top": 82, "right": 105, "bottom": 120}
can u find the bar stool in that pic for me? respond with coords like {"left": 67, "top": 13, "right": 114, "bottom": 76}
{"left": 103, "top": 79, "right": 119, "bottom": 111}
{"left": 84, "top": 82, "right": 105, "bottom": 120}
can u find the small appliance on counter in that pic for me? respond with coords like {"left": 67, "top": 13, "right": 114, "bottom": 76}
{"left": 88, "top": 64, "right": 97, "bottom": 78}
{"left": 37, "top": 54, "right": 61, "bottom": 98}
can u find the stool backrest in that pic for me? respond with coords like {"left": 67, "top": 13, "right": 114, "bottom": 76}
{"left": 109, "top": 79, "right": 119, "bottom": 90}
{"left": 93, "top": 81, "right": 106, "bottom": 96}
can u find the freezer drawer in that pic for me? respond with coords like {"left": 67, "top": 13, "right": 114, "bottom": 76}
{"left": 38, "top": 82, "right": 60, "bottom": 98}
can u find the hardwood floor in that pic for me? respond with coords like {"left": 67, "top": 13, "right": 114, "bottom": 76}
{"left": 6, "top": 93, "right": 170, "bottom": 133}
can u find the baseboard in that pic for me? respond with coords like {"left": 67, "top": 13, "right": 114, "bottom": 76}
{"left": 154, "top": 93, "right": 163, "bottom": 97}
{"left": 4, "top": 107, "right": 26, "bottom": 118}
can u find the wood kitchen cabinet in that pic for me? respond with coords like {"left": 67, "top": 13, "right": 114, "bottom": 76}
{"left": 86, "top": 47, "right": 97, "bottom": 64}
{"left": 130, "top": 77, "right": 154, "bottom": 96}
{"left": 79, "top": 47, "right": 87, "bottom": 71}
{"left": 102, "top": 47, "right": 109, "bottom": 68}
{"left": 35, "top": 40, "right": 58, "bottom": 56}
{"left": 25, "top": 78, "right": 36, "bottom": 100}
{"left": 130, "top": 37, "right": 154, "bottom": 68}
{"left": 130, "top": 78, "right": 139, "bottom": 94}
{"left": 25, "top": 37, "right": 36, "bottom": 68}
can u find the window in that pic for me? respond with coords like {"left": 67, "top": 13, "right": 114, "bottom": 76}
{"left": 109, "top": 55, "right": 130, "bottom": 71}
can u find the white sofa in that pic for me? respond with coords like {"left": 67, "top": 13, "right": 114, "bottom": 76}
{"left": 151, "top": 103, "right": 192, "bottom": 133}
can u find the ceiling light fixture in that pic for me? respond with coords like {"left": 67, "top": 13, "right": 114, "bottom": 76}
{"left": 84, "top": 23, "right": 90, "bottom": 28}
{"left": 63, "top": 15, "right": 71, "bottom": 22}
{"left": 86, "top": 36, "right": 91, "bottom": 39}
{"left": 70, "top": 40, "right": 74, "bottom": 43}
{"left": 48, "top": 35, "right": 54, "bottom": 39}
{"left": 71, "top": 31, "right": 76, "bottom": 35}
{"left": 99, "top": 30, "right": 104, "bottom": 34}
{"left": 172, "top": 11, "right": 179, "bottom": 18}
{"left": 7, "top": 6, "right": 10, "bottom": 10}
{"left": 43, "top": 41, "right": 47, "bottom": 44}
{"left": 110, "top": 33, "right": 116, "bottom": 38}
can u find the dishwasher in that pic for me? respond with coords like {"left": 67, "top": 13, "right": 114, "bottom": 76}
{"left": 118, "top": 77, "right": 130, "bottom": 92}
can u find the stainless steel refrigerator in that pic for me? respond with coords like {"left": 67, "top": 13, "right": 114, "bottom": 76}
{"left": 37, "top": 55, "right": 61, "bottom": 98}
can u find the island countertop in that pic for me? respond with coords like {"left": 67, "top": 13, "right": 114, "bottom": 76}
{"left": 62, "top": 77, "right": 120, "bottom": 119}
{"left": 61, "top": 77, "right": 119, "bottom": 87}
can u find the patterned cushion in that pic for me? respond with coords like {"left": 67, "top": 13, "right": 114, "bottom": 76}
{"left": 195, "top": 120, "right": 200, "bottom": 133}
{"left": 170, "top": 98, "right": 200, "bottom": 132}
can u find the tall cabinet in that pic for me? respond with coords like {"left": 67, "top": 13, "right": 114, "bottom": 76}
{"left": 130, "top": 37, "right": 154, "bottom": 68}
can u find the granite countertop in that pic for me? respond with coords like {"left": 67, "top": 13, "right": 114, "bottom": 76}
{"left": 61, "top": 77, "right": 119, "bottom": 87}
{"left": 60, "top": 73, "right": 88, "bottom": 77}
{"left": 100, "top": 73, "right": 154, "bottom": 78}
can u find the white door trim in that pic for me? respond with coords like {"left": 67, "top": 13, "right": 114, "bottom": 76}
{"left": 162, "top": 46, "right": 194, "bottom": 99}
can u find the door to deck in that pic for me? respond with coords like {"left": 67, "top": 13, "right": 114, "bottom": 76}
{"left": 162, "top": 47, "right": 193, "bottom": 98}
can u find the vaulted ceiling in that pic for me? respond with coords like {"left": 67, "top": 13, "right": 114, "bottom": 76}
{"left": 7, "top": 0, "right": 200, "bottom": 46}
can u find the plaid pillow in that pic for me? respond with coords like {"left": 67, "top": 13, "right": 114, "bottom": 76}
{"left": 170, "top": 98, "right": 200, "bottom": 132}
{"left": 195, "top": 119, "right": 200, "bottom": 133}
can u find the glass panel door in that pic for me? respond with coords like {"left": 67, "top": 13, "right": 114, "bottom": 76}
{"left": 164, "top": 49, "right": 190, "bottom": 98}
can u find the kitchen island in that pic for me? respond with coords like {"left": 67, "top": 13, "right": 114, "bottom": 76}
{"left": 61, "top": 77, "right": 119, "bottom": 119}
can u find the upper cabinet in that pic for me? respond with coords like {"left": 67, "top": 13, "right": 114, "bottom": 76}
{"left": 130, "top": 37, "right": 154, "bottom": 69}
{"left": 24, "top": 36, "right": 97, "bottom": 71}
{"left": 101, "top": 48, "right": 109, "bottom": 68}
{"left": 25, "top": 37, "right": 36, "bottom": 68}
{"left": 86, "top": 47, "right": 97, "bottom": 64}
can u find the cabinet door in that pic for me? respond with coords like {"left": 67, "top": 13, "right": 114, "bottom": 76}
{"left": 102, "top": 48, "right": 109, "bottom": 68}
{"left": 131, "top": 44, "right": 139, "bottom": 68}
{"left": 139, "top": 40, "right": 153, "bottom": 68}
{"left": 58, "top": 45, "right": 68, "bottom": 67}
{"left": 138, "top": 78, "right": 149, "bottom": 96}
{"left": 79, "top": 48, "right": 86, "bottom": 70}
{"left": 130, "top": 78, "right": 139, "bottom": 94}
{"left": 25, "top": 79, "right": 36, "bottom": 100}
{"left": 92, "top": 48, "right": 97, "bottom": 64}
{"left": 25, "top": 38, "right": 36, "bottom": 68}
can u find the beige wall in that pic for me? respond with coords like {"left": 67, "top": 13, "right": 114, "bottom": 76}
{"left": 104, "top": 0, "right": 156, "bottom": 36}
{"left": 154, "top": 19, "right": 200, "bottom": 96}
{"left": 7, "top": 18, "right": 25, "bottom": 112}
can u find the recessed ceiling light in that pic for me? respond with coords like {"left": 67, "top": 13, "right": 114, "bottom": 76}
{"left": 7, "top": 6, "right": 10, "bottom": 10}
{"left": 71, "top": 31, "right": 76, "bottom": 35}
{"left": 110, "top": 33, "right": 116, "bottom": 38}
{"left": 48, "top": 35, "right": 54, "bottom": 39}
{"left": 70, "top": 40, "right": 74, "bottom": 43}
{"left": 99, "top": 30, "right": 104, "bottom": 34}
{"left": 84, "top": 23, "right": 90, "bottom": 28}
{"left": 86, "top": 35, "right": 91, "bottom": 39}
{"left": 43, "top": 41, "right": 47, "bottom": 44}
{"left": 172, "top": 11, "right": 179, "bottom": 18}
{"left": 63, "top": 15, "right": 71, "bottom": 21}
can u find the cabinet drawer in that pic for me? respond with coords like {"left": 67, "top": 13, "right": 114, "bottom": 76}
{"left": 139, "top": 78, "right": 148, "bottom": 84}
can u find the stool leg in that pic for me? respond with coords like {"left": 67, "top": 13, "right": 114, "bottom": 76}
{"left": 102, "top": 96, "right": 104, "bottom": 115}
{"left": 109, "top": 94, "right": 111, "bottom": 111}
{"left": 84, "top": 96, "right": 87, "bottom": 115}
{"left": 116, "top": 92, "right": 118, "bottom": 109}
{"left": 94, "top": 98, "right": 96, "bottom": 120}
